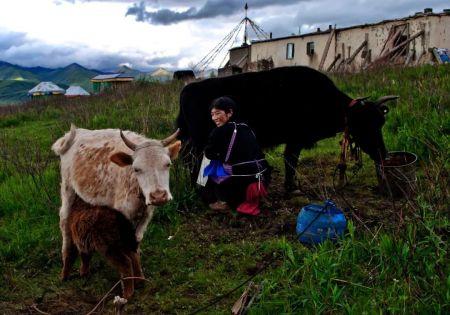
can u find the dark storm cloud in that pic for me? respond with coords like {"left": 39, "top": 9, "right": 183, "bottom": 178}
{"left": 126, "top": 0, "right": 307, "bottom": 25}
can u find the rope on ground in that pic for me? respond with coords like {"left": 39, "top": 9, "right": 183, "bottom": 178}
{"left": 30, "top": 304, "right": 50, "bottom": 315}
{"left": 264, "top": 151, "right": 325, "bottom": 199}
{"left": 332, "top": 166, "right": 374, "bottom": 237}
{"left": 85, "top": 277, "right": 150, "bottom": 315}
{"left": 188, "top": 253, "right": 278, "bottom": 315}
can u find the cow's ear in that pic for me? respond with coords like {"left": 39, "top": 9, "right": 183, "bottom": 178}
{"left": 110, "top": 152, "right": 133, "bottom": 167}
{"left": 168, "top": 141, "right": 182, "bottom": 160}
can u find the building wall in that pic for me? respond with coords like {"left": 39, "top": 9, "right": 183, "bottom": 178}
{"left": 428, "top": 15, "right": 450, "bottom": 47}
{"left": 251, "top": 32, "right": 335, "bottom": 69}
{"left": 248, "top": 14, "right": 449, "bottom": 71}
{"left": 229, "top": 46, "right": 250, "bottom": 66}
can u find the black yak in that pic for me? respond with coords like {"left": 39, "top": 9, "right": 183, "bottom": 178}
{"left": 176, "top": 66, "right": 397, "bottom": 192}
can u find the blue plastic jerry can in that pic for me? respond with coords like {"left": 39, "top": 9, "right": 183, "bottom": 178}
{"left": 296, "top": 199, "right": 347, "bottom": 244}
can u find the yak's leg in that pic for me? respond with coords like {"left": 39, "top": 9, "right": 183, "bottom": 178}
{"left": 61, "top": 237, "right": 78, "bottom": 281}
{"left": 59, "top": 180, "right": 76, "bottom": 267}
{"left": 105, "top": 251, "right": 134, "bottom": 300}
{"left": 129, "top": 251, "right": 144, "bottom": 289}
{"left": 180, "top": 141, "right": 201, "bottom": 185}
{"left": 284, "top": 143, "right": 303, "bottom": 193}
{"left": 80, "top": 252, "right": 93, "bottom": 277}
{"left": 190, "top": 146, "right": 204, "bottom": 186}
{"left": 130, "top": 251, "right": 144, "bottom": 279}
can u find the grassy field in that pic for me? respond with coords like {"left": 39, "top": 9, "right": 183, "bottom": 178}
{"left": 0, "top": 66, "right": 448, "bottom": 314}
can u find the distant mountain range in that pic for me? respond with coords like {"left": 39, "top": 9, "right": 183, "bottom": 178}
{"left": 0, "top": 61, "right": 105, "bottom": 104}
{"left": 0, "top": 60, "right": 214, "bottom": 105}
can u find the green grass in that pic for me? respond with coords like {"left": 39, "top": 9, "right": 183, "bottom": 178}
{"left": 0, "top": 66, "right": 448, "bottom": 314}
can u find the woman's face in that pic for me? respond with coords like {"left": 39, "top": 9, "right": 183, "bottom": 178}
{"left": 211, "top": 108, "right": 233, "bottom": 127}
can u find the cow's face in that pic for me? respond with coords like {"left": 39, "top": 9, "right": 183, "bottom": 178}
{"left": 348, "top": 96, "right": 398, "bottom": 162}
{"left": 110, "top": 131, "right": 181, "bottom": 206}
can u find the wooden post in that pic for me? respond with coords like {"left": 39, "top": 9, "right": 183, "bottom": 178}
{"left": 346, "top": 40, "right": 368, "bottom": 64}
{"left": 370, "top": 30, "right": 425, "bottom": 67}
{"left": 382, "top": 30, "right": 424, "bottom": 60}
{"left": 318, "top": 28, "right": 335, "bottom": 70}
{"left": 327, "top": 53, "right": 341, "bottom": 72}
{"left": 336, "top": 43, "right": 346, "bottom": 71}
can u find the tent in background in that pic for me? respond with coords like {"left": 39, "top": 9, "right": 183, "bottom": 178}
{"left": 65, "top": 85, "right": 90, "bottom": 97}
{"left": 28, "top": 81, "right": 65, "bottom": 97}
{"left": 150, "top": 68, "right": 173, "bottom": 82}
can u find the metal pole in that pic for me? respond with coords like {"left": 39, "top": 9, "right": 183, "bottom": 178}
{"left": 244, "top": 3, "right": 248, "bottom": 44}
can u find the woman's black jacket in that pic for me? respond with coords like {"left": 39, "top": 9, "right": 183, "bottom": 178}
{"left": 204, "top": 122, "right": 269, "bottom": 176}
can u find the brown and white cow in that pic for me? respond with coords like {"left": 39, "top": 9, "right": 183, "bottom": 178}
{"left": 52, "top": 124, "right": 181, "bottom": 257}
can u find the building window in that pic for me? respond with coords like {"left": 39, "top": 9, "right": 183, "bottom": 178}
{"left": 286, "top": 43, "right": 295, "bottom": 59}
{"left": 307, "top": 42, "right": 315, "bottom": 56}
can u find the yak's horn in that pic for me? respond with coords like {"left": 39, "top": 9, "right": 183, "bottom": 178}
{"left": 161, "top": 129, "right": 180, "bottom": 147}
{"left": 120, "top": 130, "right": 138, "bottom": 151}
{"left": 355, "top": 96, "right": 370, "bottom": 102}
{"left": 375, "top": 95, "right": 399, "bottom": 106}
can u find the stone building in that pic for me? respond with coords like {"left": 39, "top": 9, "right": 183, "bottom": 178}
{"left": 224, "top": 9, "right": 449, "bottom": 74}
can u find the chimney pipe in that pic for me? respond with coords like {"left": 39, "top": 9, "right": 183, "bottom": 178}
{"left": 329, "top": 25, "right": 332, "bottom": 30}
{"left": 269, "top": 32, "right": 272, "bottom": 39}
{"left": 317, "top": 27, "right": 321, "bottom": 32}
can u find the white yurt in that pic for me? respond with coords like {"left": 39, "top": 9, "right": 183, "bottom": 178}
{"left": 65, "top": 85, "right": 90, "bottom": 97}
{"left": 150, "top": 68, "right": 173, "bottom": 82}
{"left": 28, "top": 81, "right": 65, "bottom": 97}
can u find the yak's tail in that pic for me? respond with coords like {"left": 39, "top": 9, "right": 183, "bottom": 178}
{"left": 52, "top": 124, "right": 76, "bottom": 156}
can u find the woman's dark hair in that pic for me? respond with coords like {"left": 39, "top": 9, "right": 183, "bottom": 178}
{"left": 209, "top": 96, "right": 237, "bottom": 114}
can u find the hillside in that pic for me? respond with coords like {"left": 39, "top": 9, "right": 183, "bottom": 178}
{"left": 38, "top": 63, "right": 101, "bottom": 91}
{"left": 0, "top": 80, "right": 37, "bottom": 104}
{"left": 0, "top": 61, "right": 103, "bottom": 104}
{"left": 0, "top": 61, "right": 40, "bottom": 81}
{"left": 0, "top": 65, "right": 448, "bottom": 314}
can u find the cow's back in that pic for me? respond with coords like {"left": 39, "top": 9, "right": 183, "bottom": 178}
{"left": 179, "top": 66, "right": 351, "bottom": 149}
{"left": 59, "top": 128, "right": 146, "bottom": 216}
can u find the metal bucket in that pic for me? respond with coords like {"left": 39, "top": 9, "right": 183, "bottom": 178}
{"left": 376, "top": 151, "right": 418, "bottom": 198}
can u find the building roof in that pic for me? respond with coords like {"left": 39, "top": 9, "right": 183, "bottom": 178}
{"left": 28, "top": 81, "right": 65, "bottom": 95}
{"left": 65, "top": 85, "right": 90, "bottom": 96}
{"left": 91, "top": 73, "right": 134, "bottom": 81}
{"left": 252, "top": 11, "right": 449, "bottom": 45}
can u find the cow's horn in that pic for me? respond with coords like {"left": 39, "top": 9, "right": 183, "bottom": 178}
{"left": 161, "top": 129, "right": 180, "bottom": 146}
{"left": 375, "top": 95, "right": 399, "bottom": 106}
{"left": 120, "top": 130, "right": 138, "bottom": 151}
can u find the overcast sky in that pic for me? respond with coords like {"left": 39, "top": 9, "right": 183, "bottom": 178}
{"left": 0, "top": 0, "right": 447, "bottom": 71}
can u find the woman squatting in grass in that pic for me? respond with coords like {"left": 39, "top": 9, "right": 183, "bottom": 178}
{"left": 203, "top": 96, "right": 271, "bottom": 215}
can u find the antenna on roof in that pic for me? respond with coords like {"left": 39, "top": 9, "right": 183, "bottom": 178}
{"left": 193, "top": 2, "right": 270, "bottom": 74}
{"left": 244, "top": 3, "right": 249, "bottom": 44}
